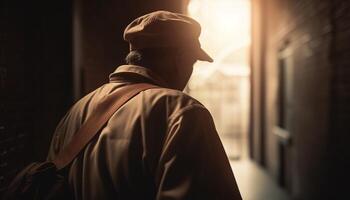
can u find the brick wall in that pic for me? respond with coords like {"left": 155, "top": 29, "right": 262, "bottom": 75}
{"left": 327, "top": 0, "right": 350, "bottom": 197}
{"left": 0, "top": 0, "right": 73, "bottom": 195}
{"left": 251, "top": 0, "right": 350, "bottom": 199}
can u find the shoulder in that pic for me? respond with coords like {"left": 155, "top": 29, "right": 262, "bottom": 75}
{"left": 140, "top": 87, "right": 209, "bottom": 119}
{"left": 141, "top": 87, "right": 203, "bottom": 108}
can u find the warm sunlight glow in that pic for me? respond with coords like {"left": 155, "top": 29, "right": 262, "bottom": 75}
{"left": 188, "top": 0, "right": 251, "bottom": 79}
{"left": 187, "top": 0, "right": 251, "bottom": 159}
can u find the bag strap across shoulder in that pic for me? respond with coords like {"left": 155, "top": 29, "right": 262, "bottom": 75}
{"left": 53, "top": 83, "right": 159, "bottom": 169}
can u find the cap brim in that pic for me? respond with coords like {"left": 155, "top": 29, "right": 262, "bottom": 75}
{"left": 197, "top": 48, "right": 213, "bottom": 62}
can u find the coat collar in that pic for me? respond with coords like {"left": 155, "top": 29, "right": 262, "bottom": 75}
{"left": 109, "top": 65, "right": 169, "bottom": 87}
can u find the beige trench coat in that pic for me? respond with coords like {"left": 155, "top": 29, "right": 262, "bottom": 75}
{"left": 47, "top": 65, "right": 242, "bottom": 200}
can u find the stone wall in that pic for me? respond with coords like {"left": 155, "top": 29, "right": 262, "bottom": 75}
{"left": 0, "top": 0, "right": 73, "bottom": 195}
{"left": 251, "top": 0, "right": 349, "bottom": 199}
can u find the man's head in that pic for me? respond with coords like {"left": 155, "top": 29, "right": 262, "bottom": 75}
{"left": 123, "top": 10, "right": 213, "bottom": 90}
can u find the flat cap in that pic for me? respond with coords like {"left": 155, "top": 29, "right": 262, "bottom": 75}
{"left": 124, "top": 10, "right": 213, "bottom": 62}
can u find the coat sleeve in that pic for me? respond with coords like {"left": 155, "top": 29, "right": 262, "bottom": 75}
{"left": 154, "top": 105, "right": 242, "bottom": 200}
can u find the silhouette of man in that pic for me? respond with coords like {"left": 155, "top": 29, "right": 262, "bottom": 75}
{"left": 47, "top": 10, "right": 242, "bottom": 200}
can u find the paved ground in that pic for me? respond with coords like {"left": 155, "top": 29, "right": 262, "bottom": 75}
{"left": 221, "top": 137, "right": 291, "bottom": 200}
{"left": 230, "top": 159, "right": 291, "bottom": 200}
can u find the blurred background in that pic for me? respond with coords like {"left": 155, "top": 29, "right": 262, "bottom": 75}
{"left": 0, "top": 0, "right": 349, "bottom": 199}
